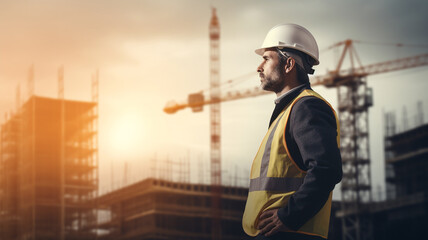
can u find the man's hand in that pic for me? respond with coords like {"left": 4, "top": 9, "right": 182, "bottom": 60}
{"left": 257, "top": 208, "right": 289, "bottom": 237}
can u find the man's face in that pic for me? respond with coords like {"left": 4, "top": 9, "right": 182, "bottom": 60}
{"left": 257, "top": 49, "right": 285, "bottom": 93}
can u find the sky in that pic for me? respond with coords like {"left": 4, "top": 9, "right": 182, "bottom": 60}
{"left": 1, "top": 0, "right": 428, "bottom": 198}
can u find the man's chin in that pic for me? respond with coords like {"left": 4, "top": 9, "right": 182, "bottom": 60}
{"left": 261, "top": 84, "right": 271, "bottom": 91}
{"left": 260, "top": 82, "right": 266, "bottom": 89}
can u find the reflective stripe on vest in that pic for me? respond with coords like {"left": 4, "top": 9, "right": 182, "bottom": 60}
{"left": 242, "top": 89, "right": 339, "bottom": 239}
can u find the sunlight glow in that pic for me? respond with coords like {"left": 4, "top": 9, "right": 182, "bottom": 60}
{"left": 109, "top": 113, "right": 145, "bottom": 155}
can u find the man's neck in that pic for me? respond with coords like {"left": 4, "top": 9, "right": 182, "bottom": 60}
{"left": 276, "top": 82, "right": 300, "bottom": 97}
{"left": 275, "top": 83, "right": 306, "bottom": 104}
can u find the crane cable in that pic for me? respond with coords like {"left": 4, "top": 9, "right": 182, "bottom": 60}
{"left": 199, "top": 72, "right": 257, "bottom": 95}
{"left": 355, "top": 40, "right": 428, "bottom": 48}
{"left": 321, "top": 39, "right": 428, "bottom": 53}
{"left": 197, "top": 40, "right": 428, "bottom": 95}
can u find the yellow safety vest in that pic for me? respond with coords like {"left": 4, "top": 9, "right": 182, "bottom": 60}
{"left": 242, "top": 89, "right": 340, "bottom": 239}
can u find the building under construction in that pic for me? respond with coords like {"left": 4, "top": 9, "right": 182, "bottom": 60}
{"left": 96, "top": 178, "right": 248, "bottom": 240}
{"left": 375, "top": 111, "right": 428, "bottom": 239}
{"left": 328, "top": 108, "right": 428, "bottom": 240}
{"left": 0, "top": 95, "right": 99, "bottom": 240}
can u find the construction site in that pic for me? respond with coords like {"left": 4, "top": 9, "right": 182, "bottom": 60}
{"left": 1, "top": 5, "right": 428, "bottom": 240}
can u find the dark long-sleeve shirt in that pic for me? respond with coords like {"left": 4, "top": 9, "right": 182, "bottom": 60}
{"left": 270, "top": 84, "right": 342, "bottom": 233}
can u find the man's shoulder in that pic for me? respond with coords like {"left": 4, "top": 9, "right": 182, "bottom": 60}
{"left": 289, "top": 95, "right": 336, "bottom": 126}
{"left": 293, "top": 94, "right": 332, "bottom": 112}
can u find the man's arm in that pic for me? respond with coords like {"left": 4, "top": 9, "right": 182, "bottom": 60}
{"left": 277, "top": 96, "right": 343, "bottom": 230}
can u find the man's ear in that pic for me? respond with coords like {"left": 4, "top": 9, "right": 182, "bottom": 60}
{"left": 285, "top": 57, "right": 295, "bottom": 73}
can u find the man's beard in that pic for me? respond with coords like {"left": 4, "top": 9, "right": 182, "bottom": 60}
{"left": 260, "top": 64, "right": 285, "bottom": 92}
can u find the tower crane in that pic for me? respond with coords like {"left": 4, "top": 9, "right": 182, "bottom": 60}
{"left": 164, "top": 30, "right": 428, "bottom": 240}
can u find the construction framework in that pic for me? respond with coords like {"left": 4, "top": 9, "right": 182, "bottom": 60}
{"left": 0, "top": 68, "right": 99, "bottom": 240}
{"left": 96, "top": 178, "right": 248, "bottom": 240}
{"left": 384, "top": 108, "right": 428, "bottom": 200}
{"left": 368, "top": 109, "right": 428, "bottom": 240}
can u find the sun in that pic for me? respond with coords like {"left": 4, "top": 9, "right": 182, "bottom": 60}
{"left": 109, "top": 113, "right": 145, "bottom": 155}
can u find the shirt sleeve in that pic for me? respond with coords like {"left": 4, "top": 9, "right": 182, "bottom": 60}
{"left": 277, "top": 96, "right": 342, "bottom": 230}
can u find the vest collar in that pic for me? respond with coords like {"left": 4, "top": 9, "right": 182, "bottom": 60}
{"left": 269, "top": 83, "right": 311, "bottom": 128}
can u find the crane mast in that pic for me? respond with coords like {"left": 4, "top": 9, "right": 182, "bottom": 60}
{"left": 327, "top": 40, "right": 373, "bottom": 240}
{"left": 209, "top": 8, "right": 222, "bottom": 240}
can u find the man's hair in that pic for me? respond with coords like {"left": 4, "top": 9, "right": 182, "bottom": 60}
{"left": 276, "top": 49, "right": 310, "bottom": 84}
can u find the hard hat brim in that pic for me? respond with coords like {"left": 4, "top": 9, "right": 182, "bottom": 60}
{"left": 255, "top": 46, "right": 320, "bottom": 65}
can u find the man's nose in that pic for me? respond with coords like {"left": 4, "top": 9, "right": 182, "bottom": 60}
{"left": 257, "top": 63, "right": 263, "bottom": 73}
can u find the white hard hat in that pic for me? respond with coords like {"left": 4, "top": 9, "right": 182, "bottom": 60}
{"left": 255, "top": 23, "right": 320, "bottom": 65}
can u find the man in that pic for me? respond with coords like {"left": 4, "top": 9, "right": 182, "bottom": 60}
{"left": 242, "top": 24, "right": 342, "bottom": 240}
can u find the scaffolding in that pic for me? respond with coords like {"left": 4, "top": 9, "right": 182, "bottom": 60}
{"left": 0, "top": 114, "right": 20, "bottom": 239}
{"left": 370, "top": 108, "right": 428, "bottom": 240}
{"left": 0, "top": 95, "right": 99, "bottom": 240}
{"left": 384, "top": 110, "right": 428, "bottom": 200}
{"left": 96, "top": 178, "right": 248, "bottom": 240}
